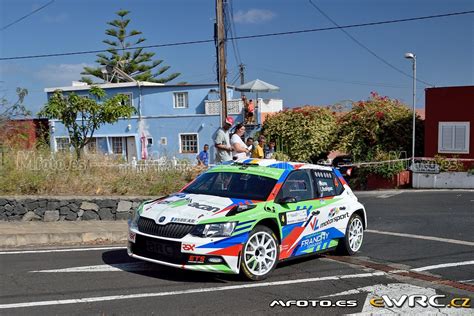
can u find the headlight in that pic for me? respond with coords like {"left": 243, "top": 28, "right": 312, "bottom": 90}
{"left": 191, "top": 222, "right": 237, "bottom": 238}
{"left": 128, "top": 203, "right": 143, "bottom": 230}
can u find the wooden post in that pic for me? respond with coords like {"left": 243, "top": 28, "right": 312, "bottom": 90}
{"left": 216, "top": 0, "right": 228, "bottom": 127}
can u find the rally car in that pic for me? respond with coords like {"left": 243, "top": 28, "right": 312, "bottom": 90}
{"left": 128, "top": 159, "right": 366, "bottom": 280}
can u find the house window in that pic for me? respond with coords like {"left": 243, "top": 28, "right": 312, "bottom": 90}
{"left": 85, "top": 137, "right": 97, "bottom": 153}
{"left": 174, "top": 92, "right": 188, "bottom": 108}
{"left": 110, "top": 137, "right": 124, "bottom": 155}
{"left": 438, "top": 122, "right": 470, "bottom": 154}
{"left": 160, "top": 137, "right": 167, "bottom": 145}
{"left": 180, "top": 134, "right": 198, "bottom": 153}
{"left": 118, "top": 93, "right": 133, "bottom": 107}
{"left": 56, "top": 138, "right": 70, "bottom": 152}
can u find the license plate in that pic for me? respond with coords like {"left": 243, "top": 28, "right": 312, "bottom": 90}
{"left": 145, "top": 240, "right": 175, "bottom": 257}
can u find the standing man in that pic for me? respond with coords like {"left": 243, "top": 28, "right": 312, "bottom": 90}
{"left": 251, "top": 135, "right": 266, "bottom": 159}
{"left": 214, "top": 116, "right": 234, "bottom": 163}
{"left": 196, "top": 144, "right": 209, "bottom": 166}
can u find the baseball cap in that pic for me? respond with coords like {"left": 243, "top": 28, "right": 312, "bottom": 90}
{"left": 225, "top": 116, "right": 234, "bottom": 125}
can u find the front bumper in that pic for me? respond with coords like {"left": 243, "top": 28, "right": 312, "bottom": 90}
{"left": 127, "top": 228, "right": 241, "bottom": 274}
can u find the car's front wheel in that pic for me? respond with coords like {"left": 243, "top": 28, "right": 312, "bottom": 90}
{"left": 240, "top": 225, "right": 279, "bottom": 281}
{"left": 336, "top": 213, "right": 364, "bottom": 256}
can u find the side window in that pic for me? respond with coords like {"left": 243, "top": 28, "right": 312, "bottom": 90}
{"left": 333, "top": 173, "right": 345, "bottom": 195}
{"left": 278, "top": 170, "right": 314, "bottom": 202}
{"left": 313, "top": 171, "right": 337, "bottom": 198}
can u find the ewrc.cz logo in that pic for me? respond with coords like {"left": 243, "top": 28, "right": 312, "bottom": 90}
{"left": 370, "top": 295, "right": 471, "bottom": 308}
{"left": 319, "top": 212, "right": 349, "bottom": 228}
{"left": 270, "top": 299, "right": 358, "bottom": 308}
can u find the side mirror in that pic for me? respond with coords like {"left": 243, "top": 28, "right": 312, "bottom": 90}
{"left": 278, "top": 196, "right": 297, "bottom": 204}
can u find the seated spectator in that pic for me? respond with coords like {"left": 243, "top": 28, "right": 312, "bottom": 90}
{"left": 196, "top": 144, "right": 210, "bottom": 166}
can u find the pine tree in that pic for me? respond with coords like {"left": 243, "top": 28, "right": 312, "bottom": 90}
{"left": 81, "top": 10, "right": 180, "bottom": 84}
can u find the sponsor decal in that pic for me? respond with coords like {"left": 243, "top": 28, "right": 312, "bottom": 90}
{"left": 128, "top": 231, "right": 136, "bottom": 243}
{"left": 188, "top": 255, "right": 205, "bottom": 263}
{"left": 300, "top": 231, "right": 329, "bottom": 248}
{"left": 370, "top": 295, "right": 470, "bottom": 309}
{"left": 309, "top": 217, "right": 319, "bottom": 231}
{"left": 286, "top": 210, "right": 307, "bottom": 225}
{"left": 328, "top": 206, "right": 347, "bottom": 218}
{"left": 319, "top": 212, "right": 349, "bottom": 228}
{"left": 181, "top": 243, "right": 196, "bottom": 252}
{"left": 188, "top": 202, "right": 220, "bottom": 212}
{"left": 270, "top": 299, "right": 358, "bottom": 308}
{"left": 171, "top": 217, "right": 196, "bottom": 224}
{"left": 279, "top": 213, "right": 287, "bottom": 226}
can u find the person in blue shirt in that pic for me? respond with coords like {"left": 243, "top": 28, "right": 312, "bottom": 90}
{"left": 197, "top": 144, "right": 210, "bottom": 166}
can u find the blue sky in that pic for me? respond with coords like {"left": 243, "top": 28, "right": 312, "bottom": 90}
{"left": 1, "top": 0, "right": 473, "bottom": 115}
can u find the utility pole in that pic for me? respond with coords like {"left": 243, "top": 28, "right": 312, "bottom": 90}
{"left": 215, "top": 0, "right": 227, "bottom": 127}
{"left": 239, "top": 63, "right": 245, "bottom": 97}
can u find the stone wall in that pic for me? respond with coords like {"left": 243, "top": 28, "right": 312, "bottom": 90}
{"left": 0, "top": 197, "right": 152, "bottom": 221}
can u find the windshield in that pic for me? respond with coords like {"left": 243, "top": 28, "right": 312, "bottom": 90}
{"left": 183, "top": 171, "right": 277, "bottom": 201}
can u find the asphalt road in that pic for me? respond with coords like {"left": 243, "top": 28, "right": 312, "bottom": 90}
{"left": 1, "top": 190, "right": 473, "bottom": 315}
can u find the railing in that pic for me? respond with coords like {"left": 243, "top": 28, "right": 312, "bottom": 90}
{"left": 205, "top": 99, "right": 243, "bottom": 115}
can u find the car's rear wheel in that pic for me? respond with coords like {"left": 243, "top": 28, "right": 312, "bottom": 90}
{"left": 240, "top": 225, "right": 279, "bottom": 281}
{"left": 336, "top": 213, "right": 364, "bottom": 256}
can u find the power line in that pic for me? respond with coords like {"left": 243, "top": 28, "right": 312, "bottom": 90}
{"left": 1, "top": 0, "right": 55, "bottom": 31}
{"left": 1, "top": 10, "right": 473, "bottom": 61}
{"left": 226, "top": 0, "right": 243, "bottom": 66}
{"left": 308, "top": 0, "right": 433, "bottom": 86}
{"left": 257, "top": 67, "right": 415, "bottom": 89}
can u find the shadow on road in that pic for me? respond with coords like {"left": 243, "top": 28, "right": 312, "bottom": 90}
{"left": 101, "top": 249, "right": 242, "bottom": 283}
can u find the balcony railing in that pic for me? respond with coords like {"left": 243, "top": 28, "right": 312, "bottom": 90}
{"left": 205, "top": 99, "right": 243, "bottom": 115}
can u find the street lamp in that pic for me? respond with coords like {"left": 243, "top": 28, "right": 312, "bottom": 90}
{"left": 405, "top": 52, "right": 416, "bottom": 167}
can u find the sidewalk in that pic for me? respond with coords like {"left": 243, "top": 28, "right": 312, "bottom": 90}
{"left": 0, "top": 221, "right": 128, "bottom": 249}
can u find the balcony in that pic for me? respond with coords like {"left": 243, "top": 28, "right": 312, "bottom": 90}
{"left": 205, "top": 99, "right": 243, "bottom": 115}
{"left": 204, "top": 98, "right": 283, "bottom": 117}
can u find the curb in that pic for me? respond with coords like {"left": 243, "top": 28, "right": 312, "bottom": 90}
{"left": 1, "top": 231, "right": 127, "bottom": 248}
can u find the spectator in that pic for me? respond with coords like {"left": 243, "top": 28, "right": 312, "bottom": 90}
{"left": 214, "top": 116, "right": 234, "bottom": 163}
{"left": 247, "top": 99, "right": 255, "bottom": 124}
{"left": 251, "top": 135, "right": 266, "bottom": 159}
{"left": 231, "top": 123, "right": 250, "bottom": 160}
{"left": 265, "top": 139, "right": 276, "bottom": 159}
{"left": 196, "top": 144, "right": 209, "bottom": 166}
{"left": 246, "top": 137, "right": 254, "bottom": 157}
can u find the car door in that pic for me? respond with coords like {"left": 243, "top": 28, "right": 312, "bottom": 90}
{"left": 311, "top": 169, "right": 350, "bottom": 245}
{"left": 271, "top": 169, "right": 320, "bottom": 259}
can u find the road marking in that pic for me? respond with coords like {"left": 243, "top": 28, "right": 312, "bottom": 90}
{"left": 366, "top": 229, "right": 474, "bottom": 246}
{"left": 411, "top": 260, "right": 474, "bottom": 272}
{"left": 0, "top": 246, "right": 126, "bottom": 255}
{"left": 0, "top": 271, "right": 385, "bottom": 309}
{"left": 377, "top": 192, "right": 403, "bottom": 199}
{"left": 324, "top": 283, "right": 472, "bottom": 314}
{"left": 31, "top": 262, "right": 150, "bottom": 273}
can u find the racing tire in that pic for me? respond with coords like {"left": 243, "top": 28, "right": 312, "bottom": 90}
{"left": 336, "top": 213, "right": 364, "bottom": 256}
{"left": 240, "top": 225, "right": 279, "bottom": 281}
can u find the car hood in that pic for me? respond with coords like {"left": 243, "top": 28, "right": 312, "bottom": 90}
{"left": 140, "top": 193, "right": 235, "bottom": 225}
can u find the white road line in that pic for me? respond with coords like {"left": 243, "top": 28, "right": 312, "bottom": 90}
{"left": 0, "top": 271, "right": 385, "bottom": 309}
{"left": 411, "top": 260, "right": 474, "bottom": 272}
{"left": 377, "top": 192, "right": 403, "bottom": 199}
{"left": 31, "top": 262, "right": 149, "bottom": 273}
{"left": 366, "top": 229, "right": 474, "bottom": 246}
{"left": 0, "top": 246, "right": 126, "bottom": 255}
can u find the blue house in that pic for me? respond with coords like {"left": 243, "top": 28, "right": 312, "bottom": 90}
{"left": 45, "top": 81, "right": 283, "bottom": 164}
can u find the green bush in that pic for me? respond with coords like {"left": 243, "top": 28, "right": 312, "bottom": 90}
{"left": 337, "top": 92, "right": 423, "bottom": 162}
{"left": 262, "top": 106, "right": 337, "bottom": 162}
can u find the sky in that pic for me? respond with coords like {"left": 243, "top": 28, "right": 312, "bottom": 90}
{"left": 1, "top": 0, "right": 473, "bottom": 115}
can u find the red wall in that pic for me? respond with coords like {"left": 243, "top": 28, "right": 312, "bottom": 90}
{"left": 424, "top": 86, "right": 474, "bottom": 160}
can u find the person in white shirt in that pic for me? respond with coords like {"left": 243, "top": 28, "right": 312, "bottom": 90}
{"left": 230, "top": 123, "right": 250, "bottom": 160}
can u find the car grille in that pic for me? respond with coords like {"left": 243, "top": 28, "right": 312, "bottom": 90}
{"left": 131, "top": 234, "right": 187, "bottom": 264}
{"left": 138, "top": 217, "right": 195, "bottom": 239}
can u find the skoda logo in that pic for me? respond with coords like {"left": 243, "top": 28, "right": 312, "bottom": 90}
{"left": 158, "top": 216, "right": 166, "bottom": 223}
